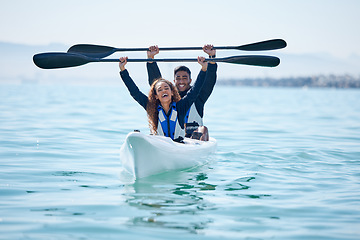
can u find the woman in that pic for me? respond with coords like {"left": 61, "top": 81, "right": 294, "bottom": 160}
{"left": 119, "top": 56, "right": 216, "bottom": 142}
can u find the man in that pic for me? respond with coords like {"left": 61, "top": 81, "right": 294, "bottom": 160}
{"left": 146, "top": 45, "right": 217, "bottom": 141}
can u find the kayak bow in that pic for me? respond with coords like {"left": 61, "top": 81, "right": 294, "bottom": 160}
{"left": 120, "top": 132, "right": 217, "bottom": 178}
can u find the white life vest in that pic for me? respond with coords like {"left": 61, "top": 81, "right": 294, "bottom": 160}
{"left": 184, "top": 103, "right": 203, "bottom": 137}
{"left": 185, "top": 103, "right": 203, "bottom": 126}
{"left": 157, "top": 102, "right": 185, "bottom": 141}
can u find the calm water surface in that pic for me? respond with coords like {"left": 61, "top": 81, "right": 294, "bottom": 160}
{"left": 1, "top": 83, "right": 359, "bottom": 239}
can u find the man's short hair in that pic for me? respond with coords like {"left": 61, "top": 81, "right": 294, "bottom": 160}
{"left": 174, "top": 66, "right": 191, "bottom": 79}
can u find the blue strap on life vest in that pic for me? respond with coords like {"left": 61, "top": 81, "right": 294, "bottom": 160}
{"left": 158, "top": 102, "right": 178, "bottom": 139}
{"left": 185, "top": 107, "right": 190, "bottom": 124}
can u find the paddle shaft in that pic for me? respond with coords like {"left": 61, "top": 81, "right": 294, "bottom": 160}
{"left": 93, "top": 45, "right": 270, "bottom": 52}
{"left": 97, "top": 57, "right": 225, "bottom": 62}
{"left": 67, "top": 39, "right": 287, "bottom": 58}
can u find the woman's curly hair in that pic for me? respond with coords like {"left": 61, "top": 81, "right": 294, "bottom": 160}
{"left": 147, "top": 78, "right": 181, "bottom": 134}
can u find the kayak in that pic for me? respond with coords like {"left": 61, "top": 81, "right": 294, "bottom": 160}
{"left": 120, "top": 131, "right": 217, "bottom": 178}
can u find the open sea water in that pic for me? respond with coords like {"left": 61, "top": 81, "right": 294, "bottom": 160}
{"left": 1, "top": 83, "right": 359, "bottom": 240}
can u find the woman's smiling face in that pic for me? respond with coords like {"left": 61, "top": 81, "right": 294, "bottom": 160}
{"left": 155, "top": 81, "right": 173, "bottom": 102}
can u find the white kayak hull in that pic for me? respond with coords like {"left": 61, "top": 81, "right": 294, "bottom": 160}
{"left": 120, "top": 132, "right": 217, "bottom": 178}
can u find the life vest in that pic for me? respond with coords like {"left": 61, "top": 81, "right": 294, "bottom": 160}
{"left": 157, "top": 102, "right": 185, "bottom": 141}
{"left": 184, "top": 103, "right": 203, "bottom": 137}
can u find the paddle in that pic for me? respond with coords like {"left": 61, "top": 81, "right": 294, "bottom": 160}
{"left": 67, "top": 39, "right": 287, "bottom": 58}
{"left": 33, "top": 52, "right": 280, "bottom": 69}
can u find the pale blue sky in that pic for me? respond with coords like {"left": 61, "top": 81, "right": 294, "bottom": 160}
{"left": 1, "top": 0, "right": 360, "bottom": 82}
{"left": 1, "top": 0, "right": 359, "bottom": 58}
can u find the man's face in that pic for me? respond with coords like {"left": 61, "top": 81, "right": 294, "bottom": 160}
{"left": 174, "top": 70, "right": 192, "bottom": 92}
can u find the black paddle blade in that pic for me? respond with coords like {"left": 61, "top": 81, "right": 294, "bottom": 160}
{"left": 236, "top": 39, "right": 287, "bottom": 51}
{"left": 68, "top": 44, "right": 116, "bottom": 58}
{"left": 221, "top": 55, "right": 280, "bottom": 67}
{"left": 33, "top": 52, "right": 92, "bottom": 69}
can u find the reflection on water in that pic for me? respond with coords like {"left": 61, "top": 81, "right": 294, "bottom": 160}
{"left": 119, "top": 158, "right": 266, "bottom": 235}
{"left": 123, "top": 170, "right": 218, "bottom": 234}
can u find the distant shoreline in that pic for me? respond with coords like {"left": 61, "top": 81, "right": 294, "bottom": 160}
{"left": 2, "top": 74, "right": 360, "bottom": 89}
{"left": 218, "top": 75, "right": 360, "bottom": 88}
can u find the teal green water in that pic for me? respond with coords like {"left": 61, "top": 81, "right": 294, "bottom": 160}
{"left": 1, "top": 84, "right": 359, "bottom": 239}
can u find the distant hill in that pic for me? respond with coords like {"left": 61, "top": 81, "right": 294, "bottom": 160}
{"left": 0, "top": 42, "right": 122, "bottom": 85}
{"left": 1, "top": 42, "right": 360, "bottom": 86}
